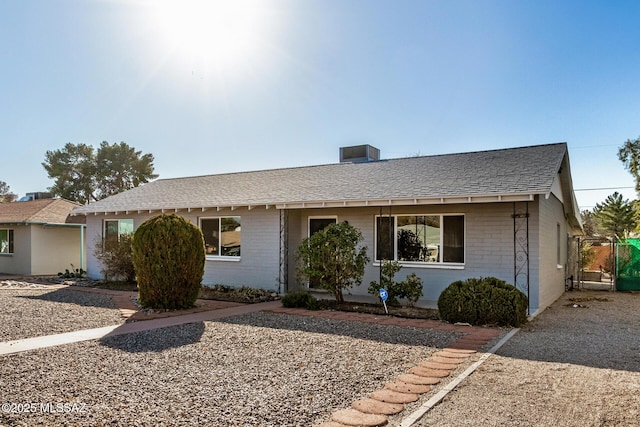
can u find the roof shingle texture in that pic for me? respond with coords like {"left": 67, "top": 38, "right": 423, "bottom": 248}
{"left": 0, "top": 199, "right": 82, "bottom": 224}
{"left": 73, "top": 143, "right": 567, "bottom": 214}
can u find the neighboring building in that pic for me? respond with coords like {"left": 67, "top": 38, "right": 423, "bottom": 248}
{"left": 72, "top": 143, "right": 583, "bottom": 315}
{"left": 0, "top": 198, "right": 85, "bottom": 275}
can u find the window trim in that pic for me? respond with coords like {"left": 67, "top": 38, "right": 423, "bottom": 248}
{"left": 103, "top": 218, "right": 134, "bottom": 243}
{"left": 374, "top": 213, "right": 465, "bottom": 267}
{"left": 307, "top": 216, "right": 338, "bottom": 237}
{"left": 199, "top": 216, "right": 242, "bottom": 261}
{"left": 0, "top": 229, "right": 14, "bottom": 255}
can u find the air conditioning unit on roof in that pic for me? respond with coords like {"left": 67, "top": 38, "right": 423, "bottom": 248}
{"left": 340, "top": 144, "right": 380, "bottom": 163}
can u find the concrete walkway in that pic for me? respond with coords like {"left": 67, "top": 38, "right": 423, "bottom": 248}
{"left": 0, "top": 300, "right": 282, "bottom": 356}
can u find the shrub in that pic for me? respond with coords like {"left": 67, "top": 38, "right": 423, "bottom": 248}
{"left": 368, "top": 261, "right": 423, "bottom": 306}
{"left": 281, "top": 290, "right": 319, "bottom": 310}
{"left": 296, "top": 222, "right": 370, "bottom": 303}
{"left": 131, "top": 214, "right": 205, "bottom": 309}
{"left": 438, "top": 277, "right": 528, "bottom": 327}
{"left": 368, "top": 260, "right": 402, "bottom": 305}
{"left": 397, "top": 273, "right": 423, "bottom": 306}
{"left": 58, "top": 264, "right": 86, "bottom": 279}
{"left": 93, "top": 234, "right": 135, "bottom": 282}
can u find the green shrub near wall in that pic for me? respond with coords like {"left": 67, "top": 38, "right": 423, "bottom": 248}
{"left": 438, "top": 277, "right": 528, "bottom": 327}
{"left": 132, "top": 214, "right": 205, "bottom": 309}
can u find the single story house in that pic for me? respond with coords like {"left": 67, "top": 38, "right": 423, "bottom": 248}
{"left": 72, "top": 143, "right": 583, "bottom": 315}
{"left": 0, "top": 198, "right": 85, "bottom": 275}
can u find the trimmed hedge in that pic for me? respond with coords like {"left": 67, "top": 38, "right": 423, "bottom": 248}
{"left": 437, "top": 277, "right": 528, "bottom": 327}
{"left": 132, "top": 214, "right": 205, "bottom": 309}
{"left": 281, "top": 290, "right": 319, "bottom": 310}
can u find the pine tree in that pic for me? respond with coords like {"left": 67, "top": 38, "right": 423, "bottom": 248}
{"left": 592, "top": 192, "right": 637, "bottom": 237}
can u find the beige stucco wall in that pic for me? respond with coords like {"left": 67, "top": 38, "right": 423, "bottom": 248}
{"left": 30, "top": 225, "right": 85, "bottom": 275}
{"left": 0, "top": 224, "right": 84, "bottom": 276}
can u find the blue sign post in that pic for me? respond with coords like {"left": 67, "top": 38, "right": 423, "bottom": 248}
{"left": 379, "top": 288, "right": 389, "bottom": 314}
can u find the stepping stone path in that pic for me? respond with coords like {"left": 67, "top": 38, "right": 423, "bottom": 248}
{"left": 315, "top": 328, "right": 500, "bottom": 426}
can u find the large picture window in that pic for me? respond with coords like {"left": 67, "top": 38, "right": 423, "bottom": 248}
{"left": 200, "top": 217, "right": 241, "bottom": 257}
{"left": 376, "top": 214, "right": 464, "bottom": 264}
{"left": 0, "top": 229, "right": 14, "bottom": 254}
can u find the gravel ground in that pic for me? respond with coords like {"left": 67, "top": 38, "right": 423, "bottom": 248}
{"left": 0, "top": 312, "right": 460, "bottom": 426}
{"left": 0, "top": 286, "right": 123, "bottom": 341}
{"left": 416, "top": 289, "right": 640, "bottom": 427}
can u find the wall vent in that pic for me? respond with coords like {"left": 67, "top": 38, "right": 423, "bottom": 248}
{"left": 340, "top": 145, "right": 380, "bottom": 163}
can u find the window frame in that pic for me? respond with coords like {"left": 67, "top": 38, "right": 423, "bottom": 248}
{"left": 374, "top": 213, "right": 465, "bottom": 268}
{"left": 0, "top": 229, "right": 14, "bottom": 255}
{"left": 103, "top": 219, "right": 134, "bottom": 244}
{"left": 307, "top": 216, "right": 338, "bottom": 238}
{"left": 199, "top": 216, "right": 242, "bottom": 261}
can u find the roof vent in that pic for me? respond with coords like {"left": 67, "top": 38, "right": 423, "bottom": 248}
{"left": 340, "top": 145, "right": 380, "bottom": 163}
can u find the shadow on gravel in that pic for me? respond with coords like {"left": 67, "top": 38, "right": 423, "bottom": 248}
{"left": 215, "top": 312, "right": 462, "bottom": 349}
{"left": 18, "top": 287, "right": 117, "bottom": 309}
{"left": 497, "top": 290, "right": 640, "bottom": 373}
{"left": 99, "top": 322, "right": 205, "bottom": 353}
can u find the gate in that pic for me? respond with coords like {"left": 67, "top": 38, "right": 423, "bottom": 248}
{"left": 574, "top": 236, "right": 615, "bottom": 291}
{"left": 616, "top": 238, "right": 640, "bottom": 291}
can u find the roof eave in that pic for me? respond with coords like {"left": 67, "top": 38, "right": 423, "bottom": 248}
{"left": 71, "top": 193, "right": 540, "bottom": 216}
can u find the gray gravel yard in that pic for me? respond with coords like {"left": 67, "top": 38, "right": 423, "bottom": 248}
{"left": 1, "top": 312, "right": 460, "bottom": 426}
{"left": 416, "top": 290, "right": 640, "bottom": 427}
{"left": 0, "top": 288, "right": 123, "bottom": 341}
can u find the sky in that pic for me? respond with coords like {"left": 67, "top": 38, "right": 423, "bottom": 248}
{"left": 1, "top": 0, "right": 639, "bottom": 210}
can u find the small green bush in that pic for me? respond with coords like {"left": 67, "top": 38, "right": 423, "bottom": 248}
{"left": 281, "top": 290, "right": 319, "bottom": 310}
{"left": 438, "top": 277, "right": 528, "bottom": 327}
{"left": 397, "top": 273, "right": 423, "bottom": 306}
{"left": 58, "top": 264, "right": 86, "bottom": 279}
{"left": 132, "top": 214, "right": 205, "bottom": 310}
{"left": 368, "top": 261, "right": 423, "bottom": 306}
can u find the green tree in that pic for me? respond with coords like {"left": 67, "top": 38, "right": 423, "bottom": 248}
{"left": 619, "top": 136, "right": 640, "bottom": 192}
{"left": 296, "top": 221, "right": 370, "bottom": 304}
{"left": 0, "top": 181, "right": 17, "bottom": 202}
{"left": 580, "top": 209, "right": 602, "bottom": 236}
{"left": 42, "top": 141, "right": 158, "bottom": 204}
{"left": 592, "top": 192, "right": 637, "bottom": 237}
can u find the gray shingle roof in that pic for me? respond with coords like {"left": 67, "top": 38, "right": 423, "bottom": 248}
{"left": 0, "top": 199, "right": 83, "bottom": 224}
{"left": 72, "top": 143, "right": 569, "bottom": 215}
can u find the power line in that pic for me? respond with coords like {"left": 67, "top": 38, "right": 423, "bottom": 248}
{"left": 574, "top": 186, "right": 635, "bottom": 192}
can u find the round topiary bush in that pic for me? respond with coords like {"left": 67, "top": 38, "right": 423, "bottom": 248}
{"left": 132, "top": 214, "right": 205, "bottom": 309}
{"left": 437, "top": 277, "right": 528, "bottom": 327}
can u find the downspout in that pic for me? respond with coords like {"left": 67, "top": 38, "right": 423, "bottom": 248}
{"left": 80, "top": 224, "right": 85, "bottom": 270}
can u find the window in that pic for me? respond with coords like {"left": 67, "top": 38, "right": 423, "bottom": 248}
{"left": 104, "top": 219, "right": 134, "bottom": 243}
{"left": 375, "top": 214, "right": 464, "bottom": 264}
{"left": 309, "top": 217, "right": 336, "bottom": 236}
{"left": 201, "top": 217, "right": 241, "bottom": 257}
{"left": 557, "top": 223, "right": 562, "bottom": 266}
{"left": 0, "top": 229, "right": 14, "bottom": 254}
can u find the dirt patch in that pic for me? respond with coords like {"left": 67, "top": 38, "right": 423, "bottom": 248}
{"left": 317, "top": 300, "right": 440, "bottom": 320}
